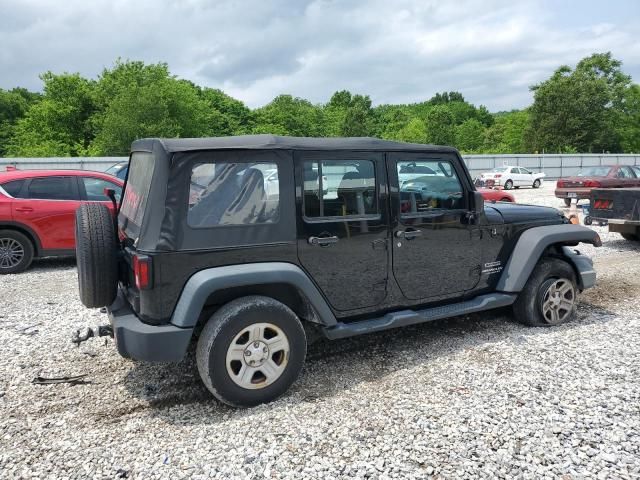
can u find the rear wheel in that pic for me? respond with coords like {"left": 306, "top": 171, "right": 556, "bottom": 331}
{"left": 513, "top": 258, "right": 577, "bottom": 327}
{"left": 504, "top": 180, "right": 513, "bottom": 190}
{"left": 500, "top": 197, "right": 512, "bottom": 202}
{"left": 196, "top": 296, "right": 306, "bottom": 407}
{"left": 0, "top": 230, "right": 34, "bottom": 274}
{"left": 533, "top": 179, "right": 541, "bottom": 188}
{"left": 75, "top": 203, "right": 118, "bottom": 308}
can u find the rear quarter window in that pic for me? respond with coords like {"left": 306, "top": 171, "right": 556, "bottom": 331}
{"left": 120, "top": 152, "right": 155, "bottom": 233}
{"left": 0, "top": 180, "right": 25, "bottom": 198}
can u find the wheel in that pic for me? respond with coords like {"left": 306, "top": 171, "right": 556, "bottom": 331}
{"left": 583, "top": 216, "right": 592, "bottom": 226}
{"left": 75, "top": 203, "right": 118, "bottom": 308}
{"left": 621, "top": 233, "right": 639, "bottom": 241}
{"left": 196, "top": 296, "right": 307, "bottom": 407}
{"left": 513, "top": 258, "right": 577, "bottom": 327}
{"left": 503, "top": 180, "right": 513, "bottom": 190}
{"left": 500, "top": 197, "right": 513, "bottom": 202}
{"left": 533, "top": 179, "right": 541, "bottom": 188}
{"left": 563, "top": 198, "right": 572, "bottom": 207}
{"left": 0, "top": 230, "right": 34, "bottom": 274}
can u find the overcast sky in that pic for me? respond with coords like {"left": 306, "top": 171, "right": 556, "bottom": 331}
{"left": 1, "top": 0, "right": 638, "bottom": 111}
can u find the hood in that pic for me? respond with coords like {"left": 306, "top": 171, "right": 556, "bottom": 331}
{"left": 486, "top": 203, "right": 566, "bottom": 224}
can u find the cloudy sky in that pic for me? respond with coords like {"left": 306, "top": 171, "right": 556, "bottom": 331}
{"left": 1, "top": 0, "right": 638, "bottom": 111}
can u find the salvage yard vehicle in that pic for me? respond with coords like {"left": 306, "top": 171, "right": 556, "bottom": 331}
{"left": 74, "top": 136, "right": 600, "bottom": 407}
{"left": 589, "top": 187, "right": 640, "bottom": 241}
{"left": 477, "top": 166, "right": 545, "bottom": 190}
{"left": 0, "top": 169, "right": 123, "bottom": 273}
{"left": 555, "top": 165, "right": 640, "bottom": 207}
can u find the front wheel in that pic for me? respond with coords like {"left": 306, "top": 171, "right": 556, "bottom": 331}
{"left": 196, "top": 296, "right": 307, "bottom": 407}
{"left": 513, "top": 258, "right": 578, "bottom": 327}
{"left": 504, "top": 180, "right": 513, "bottom": 190}
{"left": 533, "top": 179, "right": 541, "bottom": 188}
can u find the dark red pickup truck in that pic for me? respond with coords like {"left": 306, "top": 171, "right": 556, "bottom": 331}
{"left": 555, "top": 165, "right": 640, "bottom": 206}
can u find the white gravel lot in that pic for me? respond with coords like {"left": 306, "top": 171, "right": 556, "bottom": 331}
{"left": 1, "top": 184, "right": 639, "bottom": 479}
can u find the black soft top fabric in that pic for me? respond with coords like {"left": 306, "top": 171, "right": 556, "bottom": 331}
{"left": 131, "top": 135, "right": 457, "bottom": 155}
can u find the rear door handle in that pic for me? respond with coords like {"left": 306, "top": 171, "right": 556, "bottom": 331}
{"left": 396, "top": 229, "right": 422, "bottom": 239}
{"left": 308, "top": 235, "right": 339, "bottom": 246}
{"left": 15, "top": 207, "right": 34, "bottom": 212}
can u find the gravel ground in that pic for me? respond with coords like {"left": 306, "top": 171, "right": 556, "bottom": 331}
{"left": 1, "top": 186, "right": 639, "bottom": 479}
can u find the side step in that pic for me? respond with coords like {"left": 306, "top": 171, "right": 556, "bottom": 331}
{"left": 323, "top": 293, "right": 517, "bottom": 340}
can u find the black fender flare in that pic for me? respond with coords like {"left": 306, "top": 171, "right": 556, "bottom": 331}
{"left": 170, "top": 262, "right": 337, "bottom": 328}
{"left": 496, "top": 224, "right": 600, "bottom": 292}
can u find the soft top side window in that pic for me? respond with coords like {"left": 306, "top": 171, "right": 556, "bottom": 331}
{"left": 398, "top": 160, "right": 464, "bottom": 214}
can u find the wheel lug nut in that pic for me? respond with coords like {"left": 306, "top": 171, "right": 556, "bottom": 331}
{"left": 245, "top": 350, "right": 251, "bottom": 356}
{"left": 254, "top": 342, "right": 260, "bottom": 348}
{"left": 263, "top": 347, "right": 267, "bottom": 353}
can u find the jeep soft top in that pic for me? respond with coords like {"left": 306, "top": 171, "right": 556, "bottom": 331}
{"left": 74, "top": 135, "right": 600, "bottom": 407}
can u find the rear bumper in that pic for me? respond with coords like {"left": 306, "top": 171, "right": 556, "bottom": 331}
{"left": 555, "top": 188, "right": 592, "bottom": 199}
{"left": 561, "top": 246, "right": 596, "bottom": 290}
{"left": 607, "top": 218, "right": 640, "bottom": 234}
{"left": 107, "top": 289, "right": 193, "bottom": 362}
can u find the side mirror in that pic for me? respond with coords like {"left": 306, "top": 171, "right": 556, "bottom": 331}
{"left": 473, "top": 191, "right": 485, "bottom": 215}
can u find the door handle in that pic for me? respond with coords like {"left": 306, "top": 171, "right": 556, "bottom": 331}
{"left": 15, "top": 207, "right": 33, "bottom": 212}
{"left": 308, "top": 235, "right": 339, "bottom": 246}
{"left": 396, "top": 229, "right": 422, "bottom": 239}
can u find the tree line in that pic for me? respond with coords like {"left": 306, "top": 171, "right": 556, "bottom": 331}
{"left": 0, "top": 52, "right": 638, "bottom": 157}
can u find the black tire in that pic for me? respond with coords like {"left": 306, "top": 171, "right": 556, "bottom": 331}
{"left": 504, "top": 180, "right": 513, "bottom": 190}
{"left": 513, "top": 258, "right": 578, "bottom": 327}
{"left": 564, "top": 198, "right": 572, "bottom": 207}
{"left": 196, "top": 295, "right": 306, "bottom": 407}
{"left": 0, "top": 229, "right": 34, "bottom": 274}
{"left": 500, "top": 197, "right": 512, "bottom": 202}
{"left": 75, "top": 203, "right": 118, "bottom": 308}
{"left": 583, "top": 216, "right": 593, "bottom": 226}
{"left": 621, "top": 233, "right": 639, "bottom": 241}
{"left": 533, "top": 179, "right": 541, "bottom": 188}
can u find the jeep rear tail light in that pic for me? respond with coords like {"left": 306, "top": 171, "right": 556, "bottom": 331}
{"left": 583, "top": 180, "right": 602, "bottom": 188}
{"left": 133, "top": 254, "right": 152, "bottom": 290}
{"left": 593, "top": 199, "right": 613, "bottom": 209}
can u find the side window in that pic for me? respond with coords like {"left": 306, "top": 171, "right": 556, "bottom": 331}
{"left": 399, "top": 160, "right": 464, "bottom": 214}
{"left": 188, "top": 162, "right": 280, "bottom": 227}
{"left": 303, "top": 159, "right": 377, "bottom": 218}
{"left": 616, "top": 167, "right": 633, "bottom": 179}
{"left": 521, "top": 168, "right": 531, "bottom": 174}
{"left": 510, "top": 167, "right": 519, "bottom": 173}
{"left": 82, "top": 177, "right": 122, "bottom": 201}
{"left": 27, "top": 177, "right": 78, "bottom": 200}
{"left": 631, "top": 166, "right": 640, "bottom": 178}
{"left": 0, "top": 180, "right": 25, "bottom": 198}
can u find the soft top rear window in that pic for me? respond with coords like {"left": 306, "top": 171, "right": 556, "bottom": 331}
{"left": 120, "top": 152, "right": 155, "bottom": 236}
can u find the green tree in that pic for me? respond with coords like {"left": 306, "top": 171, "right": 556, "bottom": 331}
{"left": 618, "top": 84, "right": 640, "bottom": 153}
{"left": 8, "top": 73, "right": 96, "bottom": 156}
{"left": 0, "top": 88, "right": 40, "bottom": 156}
{"left": 394, "top": 117, "right": 426, "bottom": 143}
{"left": 425, "top": 105, "right": 455, "bottom": 145}
{"left": 252, "top": 95, "right": 326, "bottom": 136}
{"left": 527, "top": 52, "right": 632, "bottom": 153}
{"left": 92, "top": 60, "right": 215, "bottom": 155}
{"left": 483, "top": 110, "right": 530, "bottom": 153}
{"left": 199, "top": 87, "right": 252, "bottom": 135}
{"left": 455, "top": 118, "right": 485, "bottom": 152}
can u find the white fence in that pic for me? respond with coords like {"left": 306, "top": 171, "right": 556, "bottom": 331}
{"left": 2, "top": 154, "right": 640, "bottom": 180}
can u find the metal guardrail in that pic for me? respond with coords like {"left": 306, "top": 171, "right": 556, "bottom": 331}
{"left": 2, "top": 154, "right": 640, "bottom": 180}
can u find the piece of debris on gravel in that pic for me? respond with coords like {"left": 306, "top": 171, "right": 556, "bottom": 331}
{"left": 1, "top": 191, "right": 639, "bottom": 478}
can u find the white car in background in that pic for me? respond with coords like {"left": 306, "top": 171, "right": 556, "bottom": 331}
{"left": 477, "top": 166, "right": 546, "bottom": 190}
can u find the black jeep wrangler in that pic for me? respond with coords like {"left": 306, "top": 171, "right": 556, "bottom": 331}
{"left": 75, "top": 136, "right": 600, "bottom": 407}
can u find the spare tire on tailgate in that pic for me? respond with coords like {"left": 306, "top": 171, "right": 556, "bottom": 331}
{"left": 75, "top": 203, "right": 118, "bottom": 308}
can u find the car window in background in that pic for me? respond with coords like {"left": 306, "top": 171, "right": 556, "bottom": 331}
{"left": 576, "top": 166, "right": 612, "bottom": 177}
{"left": 0, "top": 180, "right": 25, "bottom": 198}
{"left": 521, "top": 168, "right": 532, "bottom": 174}
{"left": 27, "top": 177, "right": 78, "bottom": 200}
{"left": 105, "top": 163, "right": 128, "bottom": 180}
{"left": 631, "top": 166, "right": 640, "bottom": 178}
{"left": 82, "top": 177, "right": 122, "bottom": 201}
{"left": 616, "top": 166, "right": 634, "bottom": 178}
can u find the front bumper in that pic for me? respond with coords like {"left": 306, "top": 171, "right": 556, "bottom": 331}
{"left": 561, "top": 246, "right": 596, "bottom": 290}
{"left": 107, "top": 289, "right": 193, "bottom": 362}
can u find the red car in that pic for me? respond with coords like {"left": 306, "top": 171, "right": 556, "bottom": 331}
{"left": 0, "top": 169, "right": 123, "bottom": 273}
{"left": 477, "top": 188, "right": 514, "bottom": 203}
{"left": 555, "top": 165, "right": 640, "bottom": 206}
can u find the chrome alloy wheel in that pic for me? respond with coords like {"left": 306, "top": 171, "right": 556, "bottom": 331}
{"left": 0, "top": 238, "right": 24, "bottom": 269}
{"left": 225, "top": 323, "right": 290, "bottom": 390}
{"left": 540, "top": 278, "right": 575, "bottom": 324}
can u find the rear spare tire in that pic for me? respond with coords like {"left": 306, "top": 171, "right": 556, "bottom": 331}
{"left": 75, "top": 203, "right": 118, "bottom": 308}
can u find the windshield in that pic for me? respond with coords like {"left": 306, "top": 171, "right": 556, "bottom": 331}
{"left": 577, "top": 166, "right": 611, "bottom": 177}
{"left": 119, "top": 152, "right": 155, "bottom": 237}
